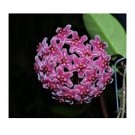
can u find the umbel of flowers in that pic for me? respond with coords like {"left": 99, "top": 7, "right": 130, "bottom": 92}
{"left": 34, "top": 24, "right": 113, "bottom": 105}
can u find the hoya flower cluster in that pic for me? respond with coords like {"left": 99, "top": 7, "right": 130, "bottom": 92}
{"left": 34, "top": 24, "right": 113, "bottom": 105}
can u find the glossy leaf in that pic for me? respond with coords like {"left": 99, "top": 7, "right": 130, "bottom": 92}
{"left": 83, "top": 14, "right": 126, "bottom": 57}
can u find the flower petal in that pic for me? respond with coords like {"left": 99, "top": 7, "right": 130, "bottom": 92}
{"left": 66, "top": 80, "right": 73, "bottom": 87}
{"left": 95, "top": 35, "right": 100, "bottom": 42}
{"left": 72, "top": 31, "right": 78, "bottom": 38}
{"left": 42, "top": 37, "right": 48, "bottom": 47}
{"left": 56, "top": 66, "right": 64, "bottom": 75}
{"left": 78, "top": 71, "right": 84, "bottom": 78}
{"left": 72, "top": 55, "right": 80, "bottom": 65}
{"left": 81, "top": 35, "right": 88, "bottom": 42}
{"left": 64, "top": 24, "right": 71, "bottom": 30}
{"left": 65, "top": 72, "right": 73, "bottom": 78}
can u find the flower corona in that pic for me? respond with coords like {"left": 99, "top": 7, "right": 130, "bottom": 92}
{"left": 34, "top": 24, "right": 113, "bottom": 105}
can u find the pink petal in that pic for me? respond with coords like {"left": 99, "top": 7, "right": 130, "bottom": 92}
{"left": 72, "top": 31, "right": 78, "bottom": 38}
{"left": 105, "top": 54, "right": 111, "bottom": 61}
{"left": 65, "top": 72, "right": 73, "bottom": 78}
{"left": 103, "top": 42, "right": 108, "bottom": 48}
{"left": 69, "top": 45, "right": 75, "bottom": 53}
{"left": 74, "top": 84, "right": 83, "bottom": 90}
{"left": 86, "top": 43, "right": 91, "bottom": 50}
{"left": 64, "top": 24, "right": 71, "bottom": 30}
{"left": 78, "top": 44, "right": 85, "bottom": 49}
{"left": 56, "top": 66, "right": 64, "bottom": 75}
{"left": 62, "top": 48, "right": 68, "bottom": 56}
{"left": 66, "top": 80, "right": 73, "bottom": 87}
{"left": 72, "top": 55, "right": 80, "bottom": 65}
{"left": 81, "top": 77, "right": 88, "bottom": 85}
{"left": 74, "top": 95, "right": 81, "bottom": 101}
{"left": 42, "top": 37, "right": 48, "bottom": 47}
{"left": 81, "top": 58, "right": 88, "bottom": 65}
{"left": 44, "top": 47, "right": 49, "bottom": 53}
{"left": 89, "top": 39, "right": 95, "bottom": 45}
{"left": 56, "top": 27, "right": 61, "bottom": 33}
{"left": 95, "top": 35, "right": 101, "bottom": 42}
{"left": 78, "top": 71, "right": 84, "bottom": 78}
{"left": 81, "top": 35, "right": 88, "bottom": 42}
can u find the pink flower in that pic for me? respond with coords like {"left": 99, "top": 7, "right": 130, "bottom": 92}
{"left": 34, "top": 56, "right": 42, "bottom": 73}
{"left": 71, "top": 55, "right": 92, "bottom": 78}
{"left": 40, "top": 59, "right": 56, "bottom": 76}
{"left": 76, "top": 43, "right": 99, "bottom": 59}
{"left": 65, "top": 31, "right": 88, "bottom": 53}
{"left": 55, "top": 48, "right": 72, "bottom": 68}
{"left": 54, "top": 66, "right": 73, "bottom": 88}
{"left": 90, "top": 35, "right": 108, "bottom": 53}
{"left": 34, "top": 24, "right": 113, "bottom": 105}
{"left": 89, "top": 87, "right": 103, "bottom": 98}
{"left": 97, "top": 71, "right": 113, "bottom": 90}
{"left": 45, "top": 38, "right": 60, "bottom": 56}
{"left": 36, "top": 38, "right": 48, "bottom": 52}
{"left": 42, "top": 76, "right": 57, "bottom": 89}
{"left": 55, "top": 24, "right": 73, "bottom": 41}
{"left": 54, "top": 86, "right": 80, "bottom": 105}
{"left": 81, "top": 66, "right": 100, "bottom": 85}
{"left": 74, "top": 84, "right": 94, "bottom": 103}
{"left": 93, "top": 53, "right": 111, "bottom": 73}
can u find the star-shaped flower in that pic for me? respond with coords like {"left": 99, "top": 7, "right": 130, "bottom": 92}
{"left": 42, "top": 76, "right": 57, "bottom": 90}
{"left": 74, "top": 84, "right": 94, "bottom": 103}
{"left": 90, "top": 35, "right": 108, "bottom": 52}
{"left": 42, "top": 38, "right": 63, "bottom": 60}
{"left": 81, "top": 66, "right": 100, "bottom": 85}
{"left": 65, "top": 31, "right": 88, "bottom": 53}
{"left": 89, "top": 87, "right": 103, "bottom": 98}
{"left": 55, "top": 48, "right": 72, "bottom": 68}
{"left": 36, "top": 38, "right": 50, "bottom": 58}
{"left": 54, "top": 66, "right": 73, "bottom": 88}
{"left": 71, "top": 55, "right": 92, "bottom": 78}
{"left": 97, "top": 71, "right": 113, "bottom": 90}
{"left": 34, "top": 55, "right": 42, "bottom": 73}
{"left": 93, "top": 53, "right": 111, "bottom": 73}
{"left": 55, "top": 24, "right": 73, "bottom": 41}
{"left": 56, "top": 86, "right": 80, "bottom": 104}
{"left": 76, "top": 43, "right": 100, "bottom": 59}
{"left": 40, "top": 59, "right": 56, "bottom": 76}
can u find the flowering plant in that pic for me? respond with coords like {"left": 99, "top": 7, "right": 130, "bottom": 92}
{"left": 34, "top": 24, "right": 113, "bottom": 105}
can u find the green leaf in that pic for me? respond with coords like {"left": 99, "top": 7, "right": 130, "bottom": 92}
{"left": 83, "top": 14, "right": 126, "bottom": 57}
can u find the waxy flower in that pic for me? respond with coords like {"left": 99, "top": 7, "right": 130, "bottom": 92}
{"left": 34, "top": 24, "right": 113, "bottom": 104}
{"left": 71, "top": 55, "right": 92, "bottom": 78}
{"left": 65, "top": 31, "right": 88, "bottom": 53}
{"left": 54, "top": 66, "right": 73, "bottom": 88}
{"left": 55, "top": 48, "right": 72, "bottom": 68}
{"left": 55, "top": 24, "right": 73, "bottom": 41}
{"left": 90, "top": 35, "right": 108, "bottom": 53}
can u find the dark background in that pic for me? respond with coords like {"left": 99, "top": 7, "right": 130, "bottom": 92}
{"left": 9, "top": 14, "right": 126, "bottom": 118}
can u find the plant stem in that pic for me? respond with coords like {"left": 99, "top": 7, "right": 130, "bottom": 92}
{"left": 100, "top": 94, "right": 109, "bottom": 118}
{"left": 117, "top": 67, "right": 126, "bottom": 118}
{"left": 121, "top": 67, "right": 126, "bottom": 118}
